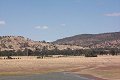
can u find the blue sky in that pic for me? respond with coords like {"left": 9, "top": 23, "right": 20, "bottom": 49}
{"left": 0, "top": 0, "right": 120, "bottom": 41}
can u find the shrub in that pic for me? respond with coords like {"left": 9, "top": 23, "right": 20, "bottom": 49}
{"left": 37, "top": 56, "right": 42, "bottom": 59}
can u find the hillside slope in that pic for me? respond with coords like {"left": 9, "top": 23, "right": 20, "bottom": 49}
{"left": 0, "top": 36, "right": 83, "bottom": 51}
{"left": 53, "top": 32, "right": 120, "bottom": 48}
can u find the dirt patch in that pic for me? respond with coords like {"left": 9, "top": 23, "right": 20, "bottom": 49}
{"left": 79, "top": 74, "right": 108, "bottom": 80}
{"left": 96, "top": 65, "right": 120, "bottom": 70}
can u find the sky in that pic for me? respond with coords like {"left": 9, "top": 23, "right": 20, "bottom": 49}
{"left": 0, "top": 0, "right": 120, "bottom": 41}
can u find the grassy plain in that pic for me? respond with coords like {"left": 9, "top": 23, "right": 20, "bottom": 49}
{"left": 0, "top": 56, "right": 120, "bottom": 80}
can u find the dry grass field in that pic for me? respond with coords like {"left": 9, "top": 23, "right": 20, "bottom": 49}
{"left": 0, "top": 56, "right": 120, "bottom": 80}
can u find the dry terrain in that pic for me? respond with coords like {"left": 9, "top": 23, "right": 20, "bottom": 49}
{"left": 0, "top": 56, "right": 120, "bottom": 80}
{"left": 53, "top": 32, "right": 120, "bottom": 48}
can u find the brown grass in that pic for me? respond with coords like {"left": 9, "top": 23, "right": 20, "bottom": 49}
{"left": 0, "top": 55, "right": 120, "bottom": 80}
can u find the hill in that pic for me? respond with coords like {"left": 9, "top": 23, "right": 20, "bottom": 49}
{"left": 0, "top": 36, "right": 83, "bottom": 51}
{"left": 53, "top": 32, "right": 120, "bottom": 48}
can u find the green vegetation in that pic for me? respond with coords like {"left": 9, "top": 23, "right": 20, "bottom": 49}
{"left": 0, "top": 47, "right": 120, "bottom": 58}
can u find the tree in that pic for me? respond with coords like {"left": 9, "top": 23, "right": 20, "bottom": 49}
{"left": 28, "top": 49, "right": 34, "bottom": 56}
{"left": 41, "top": 46, "right": 48, "bottom": 58}
{"left": 16, "top": 50, "right": 24, "bottom": 56}
{"left": 23, "top": 48, "right": 28, "bottom": 56}
{"left": 34, "top": 48, "right": 40, "bottom": 56}
{"left": 53, "top": 47, "right": 59, "bottom": 55}
{"left": 110, "top": 48, "right": 117, "bottom": 56}
{"left": 84, "top": 49, "right": 97, "bottom": 57}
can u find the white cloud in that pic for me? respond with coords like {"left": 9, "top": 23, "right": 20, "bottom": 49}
{"left": 35, "top": 26, "right": 41, "bottom": 29}
{"left": 46, "top": 40, "right": 51, "bottom": 42}
{"left": 42, "top": 26, "right": 48, "bottom": 29}
{"left": 104, "top": 12, "right": 120, "bottom": 16}
{"left": 0, "top": 20, "right": 6, "bottom": 25}
{"left": 61, "top": 24, "right": 66, "bottom": 26}
{"left": 35, "top": 25, "right": 48, "bottom": 30}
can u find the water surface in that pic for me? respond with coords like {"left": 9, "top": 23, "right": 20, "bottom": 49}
{"left": 0, "top": 72, "right": 91, "bottom": 80}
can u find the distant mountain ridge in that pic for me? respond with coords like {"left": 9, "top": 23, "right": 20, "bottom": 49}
{"left": 53, "top": 32, "right": 120, "bottom": 48}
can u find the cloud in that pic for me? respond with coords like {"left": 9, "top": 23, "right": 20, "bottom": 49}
{"left": 46, "top": 40, "right": 51, "bottom": 42}
{"left": 35, "top": 25, "right": 48, "bottom": 29}
{"left": 61, "top": 24, "right": 66, "bottom": 26}
{"left": 42, "top": 26, "right": 48, "bottom": 29}
{"left": 0, "top": 20, "right": 6, "bottom": 25}
{"left": 35, "top": 26, "right": 41, "bottom": 29}
{"left": 104, "top": 12, "right": 120, "bottom": 16}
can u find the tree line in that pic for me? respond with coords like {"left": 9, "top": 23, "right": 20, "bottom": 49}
{"left": 0, "top": 47, "right": 120, "bottom": 58}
